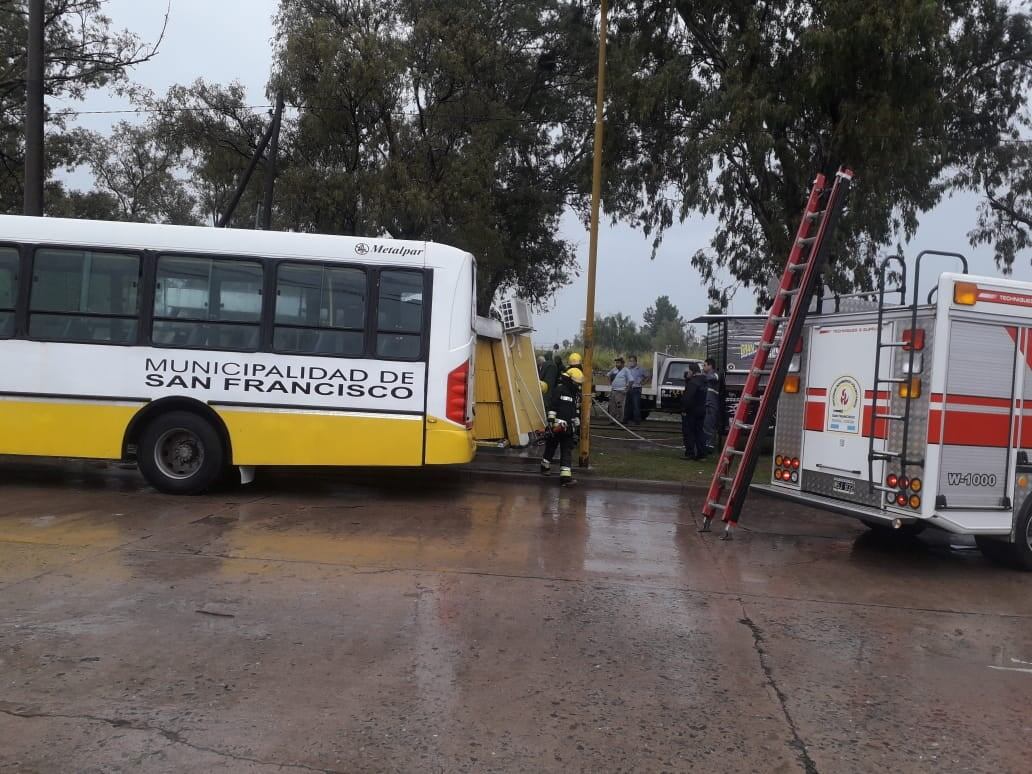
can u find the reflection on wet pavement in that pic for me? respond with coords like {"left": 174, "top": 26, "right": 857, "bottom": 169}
{"left": 0, "top": 458, "right": 1029, "bottom": 772}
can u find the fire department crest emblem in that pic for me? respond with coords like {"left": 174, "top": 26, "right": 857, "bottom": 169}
{"left": 827, "top": 375, "right": 861, "bottom": 434}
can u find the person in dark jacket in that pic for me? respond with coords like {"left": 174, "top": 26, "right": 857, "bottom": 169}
{"left": 680, "top": 362, "right": 708, "bottom": 460}
{"left": 540, "top": 352, "right": 560, "bottom": 395}
{"left": 540, "top": 367, "right": 583, "bottom": 485}
{"left": 702, "top": 357, "right": 722, "bottom": 453}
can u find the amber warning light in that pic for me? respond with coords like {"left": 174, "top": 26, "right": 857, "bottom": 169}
{"left": 954, "top": 281, "right": 978, "bottom": 306}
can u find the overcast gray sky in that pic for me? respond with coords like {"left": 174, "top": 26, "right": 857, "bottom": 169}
{"left": 60, "top": 0, "right": 1032, "bottom": 345}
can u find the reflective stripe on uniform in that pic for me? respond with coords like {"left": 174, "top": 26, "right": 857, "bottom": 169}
{"left": 560, "top": 467, "right": 572, "bottom": 477}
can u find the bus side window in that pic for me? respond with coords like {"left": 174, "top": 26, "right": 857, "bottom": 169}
{"left": 273, "top": 263, "right": 366, "bottom": 357}
{"left": 376, "top": 270, "right": 424, "bottom": 360}
{"left": 0, "top": 247, "right": 17, "bottom": 339}
{"left": 153, "top": 255, "right": 262, "bottom": 351}
{"left": 28, "top": 248, "right": 140, "bottom": 344}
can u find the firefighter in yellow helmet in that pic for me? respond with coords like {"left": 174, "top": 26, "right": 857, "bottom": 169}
{"left": 541, "top": 367, "right": 583, "bottom": 486}
{"left": 566, "top": 352, "right": 582, "bottom": 368}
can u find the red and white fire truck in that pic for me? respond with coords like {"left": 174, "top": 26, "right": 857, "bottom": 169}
{"left": 756, "top": 261, "right": 1032, "bottom": 569}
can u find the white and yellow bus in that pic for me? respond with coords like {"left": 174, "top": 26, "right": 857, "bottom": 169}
{"left": 0, "top": 215, "right": 476, "bottom": 494}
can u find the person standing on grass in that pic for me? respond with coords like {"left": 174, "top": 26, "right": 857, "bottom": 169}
{"left": 625, "top": 355, "right": 646, "bottom": 424}
{"left": 680, "top": 362, "right": 708, "bottom": 460}
{"left": 702, "top": 357, "right": 721, "bottom": 453}
{"left": 607, "top": 356, "right": 629, "bottom": 424}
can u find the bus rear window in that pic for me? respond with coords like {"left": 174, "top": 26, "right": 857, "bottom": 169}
{"left": 29, "top": 248, "right": 140, "bottom": 344}
{"left": 0, "top": 247, "right": 16, "bottom": 339}
{"left": 376, "top": 270, "right": 424, "bottom": 359}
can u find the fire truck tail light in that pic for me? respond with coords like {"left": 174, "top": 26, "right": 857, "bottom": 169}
{"left": 900, "top": 354, "right": 924, "bottom": 375}
{"left": 886, "top": 474, "right": 898, "bottom": 488}
{"left": 910, "top": 478, "right": 922, "bottom": 492}
{"left": 902, "top": 329, "right": 925, "bottom": 351}
{"left": 775, "top": 455, "right": 784, "bottom": 466}
{"left": 898, "top": 476, "right": 910, "bottom": 490}
{"left": 899, "top": 377, "right": 921, "bottom": 399}
{"left": 954, "top": 282, "right": 978, "bottom": 306}
{"left": 784, "top": 375, "right": 800, "bottom": 393}
{"left": 896, "top": 494, "right": 908, "bottom": 507}
{"left": 909, "top": 495, "right": 922, "bottom": 509}
{"left": 886, "top": 492, "right": 896, "bottom": 504}
{"left": 790, "top": 471, "right": 799, "bottom": 483}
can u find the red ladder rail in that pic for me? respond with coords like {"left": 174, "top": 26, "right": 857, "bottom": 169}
{"left": 700, "top": 167, "right": 855, "bottom": 538}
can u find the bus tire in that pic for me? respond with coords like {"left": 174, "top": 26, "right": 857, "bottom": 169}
{"left": 138, "top": 411, "right": 225, "bottom": 495}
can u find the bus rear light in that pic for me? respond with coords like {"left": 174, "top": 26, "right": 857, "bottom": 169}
{"left": 954, "top": 281, "right": 978, "bottom": 306}
{"left": 783, "top": 375, "right": 800, "bottom": 394}
{"left": 902, "top": 329, "right": 925, "bottom": 351}
{"left": 899, "top": 377, "right": 921, "bottom": 399}
{"left": 446, "top": 360, "right": 471, "bottom": 427}
{"left": 886, "top": 474, "right": 898, "bottom": 488}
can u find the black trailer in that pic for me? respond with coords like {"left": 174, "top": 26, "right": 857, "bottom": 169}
{"left": 690, "top": 314, "right": 770, "bottom": 435}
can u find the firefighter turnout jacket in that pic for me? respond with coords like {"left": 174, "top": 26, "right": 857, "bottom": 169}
{"left": 549, "top": 374, "right": 581, "bottom": 428}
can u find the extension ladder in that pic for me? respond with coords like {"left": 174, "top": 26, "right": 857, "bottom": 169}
{"left": 700, "top": 167, "right": 854, "bottom": 538}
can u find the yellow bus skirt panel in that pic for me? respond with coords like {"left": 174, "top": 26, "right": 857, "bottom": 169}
{"left": 0, "top": 399, "right": 137, "bottom": 459}
{"left": 423, "top": 416, "right": 476, "bottom": 465}
{"left": 216, "top": 407, "right": 424, "bottom": 467}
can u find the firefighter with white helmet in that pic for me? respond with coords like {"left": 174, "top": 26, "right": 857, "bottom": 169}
{"left": 540, "top": 366, "right": 583, "bottom": 486}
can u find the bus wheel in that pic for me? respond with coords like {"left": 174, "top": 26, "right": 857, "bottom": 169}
{"left": 138, "top": 411, "right": 224, "bottom": 495}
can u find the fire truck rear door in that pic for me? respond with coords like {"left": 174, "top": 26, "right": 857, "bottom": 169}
{"left": 802, "top": 322, "right": 887, "bottom": 504}
{"left": 934, "top": 320, "right": 1016, "bottom": 509}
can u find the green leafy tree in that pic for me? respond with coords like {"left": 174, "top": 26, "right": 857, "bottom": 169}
{"left": 593, "top": 311, "right": 650, "bottom": 352}
{"left": 603, "top": 0, "right": 1032, "bottom": 308}
{"left": 146, "top": 80, "right": 271, "bottom": 226}
{"left": 272, "top": 0, "right": 597, "bottom": 312}
{"left": 652, "top": 318, "right": 687, "bottom": 353}
{"left": 641, "top": 295, "right": 683, "bottom": 337}
{"left": 969, "top": 140, "right": 1032, "bottom": 271}
{"left": 0, "top": 0, "right": 165, "bottom": 213}
{"left": 69, "top": 120, "right": 198, "bottom": 224}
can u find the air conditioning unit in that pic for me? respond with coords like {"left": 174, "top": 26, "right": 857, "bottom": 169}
{"left": 499, "top": 298, "right": 534, "bottom": 333}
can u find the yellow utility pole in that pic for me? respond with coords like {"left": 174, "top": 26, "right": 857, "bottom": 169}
{"left": 578, "top": 0, "right": 608, "bottom": 467}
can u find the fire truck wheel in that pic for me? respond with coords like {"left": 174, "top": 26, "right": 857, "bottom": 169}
{"left": 861, "top": 519, "right": 926, "bottom": 538}
{"left": 976, "top": 510, "right": 1032, "bottom": 571}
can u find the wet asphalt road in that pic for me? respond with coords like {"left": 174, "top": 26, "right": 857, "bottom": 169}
{"left": 0, "top": 460, "right": 1030, "bottom": 773}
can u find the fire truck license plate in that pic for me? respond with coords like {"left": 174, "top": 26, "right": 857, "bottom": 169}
{"left": 833, "top": 478, "right": 856, "bottom": 495}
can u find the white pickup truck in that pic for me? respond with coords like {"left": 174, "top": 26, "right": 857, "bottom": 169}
{"left": 594, "top": 352, "right": 704, "bottom": 419}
